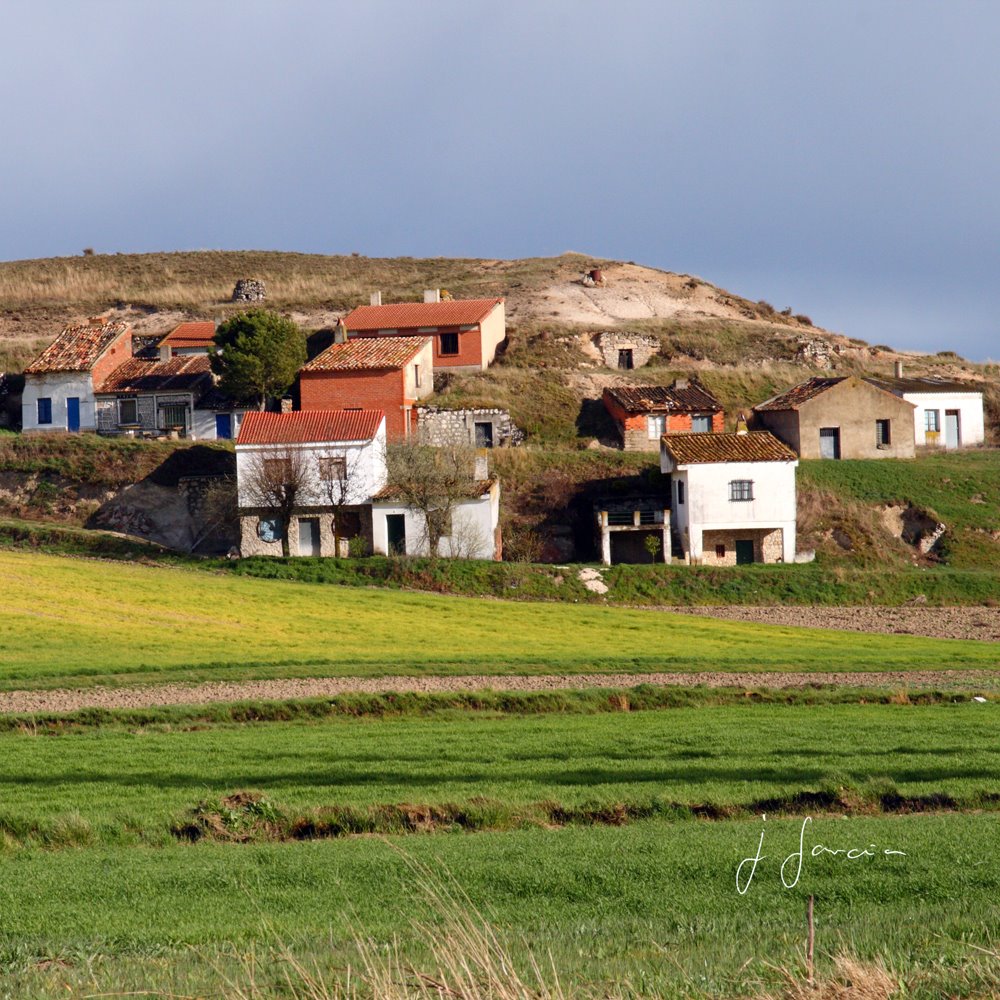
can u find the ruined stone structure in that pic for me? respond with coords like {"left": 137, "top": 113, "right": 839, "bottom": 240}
{"left": 594, "top": 331, "right": 659, "bottom": 370}
{"left": 415, "top": 406, "right": 524, "bottom": 448}
{"left": 232, "top": 278, "right": 266, "bottom": 302}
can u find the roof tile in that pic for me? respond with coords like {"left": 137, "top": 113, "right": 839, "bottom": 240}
{"left": 753, "top": 377, "right": 846, "bottom": 412}
{"left": 343, "top": 298, "right": 503, "bottom": 331}
{"left": 662, "top": 431, "right": 797, "bottom": 465}
{"left": 605, "top": 380, "right": 722, "bottom": 413}
{"left": 162, "top": 321, "right": 215, "bottom": 347}
{"left": 24, "top": 321, "right": 130, "bottom": 374}
{"left": 237, "top": 410, "right": 384, "bottom": 445}
{"left": 96, "top": 355, "right": 213, "bottom": 394}
{"left": 301, "top": 336, "right": 430, "bottom": 372}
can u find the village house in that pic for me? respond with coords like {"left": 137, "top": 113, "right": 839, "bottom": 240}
{"left": 21, "top": 319, "right": 133, "bottom": 433}
{"left": 236, "top": 409, "right": 387, "bottom": 557}
{"left": 298, "top": 335, "right": 433, "bottom": 440}
{"left": 158, "top": 321, "right": 216, "bottom": 359}
{"left": 865, "top": 363, "right": 985, "bottom": 449}
{"left": 752, "top": 375, "right": 915, "bottom": 459}
{"left": 595, "top": 495, "right": 671, "bottom": 565}
{"left": 371, "top": 463, "right": 502, "bottom": 561}
{"left": 94, "top": 354, "right": 249, "bottom": 440}
{"left": 660, "top": 431, "right": 798, "bottom": 565}
{"left": 602, "top": 378, "right": 724, "bottom": 451}
{"left": 342, "top": 292, "right": 505, "bottom": 371}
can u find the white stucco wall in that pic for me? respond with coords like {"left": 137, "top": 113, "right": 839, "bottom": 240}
{"left": 661, "top": 450, "right": 798, "bottom": 562}
{"left": 402, "top": 339, "right": 435, "bottom": 400}
{"left": 192, "top": 408, "right": 249, "bottom": 441}
{"left": 372, "top": 481, "right": 499, "bottom": 560}
{"left": 904, "top": 392, "right": 984, "bottom": 448}
{"left": 235, "top": 420, "right": 387, "bottom": 508}
{"left": 22, "top": 373, "right": 96, "bottom": 432}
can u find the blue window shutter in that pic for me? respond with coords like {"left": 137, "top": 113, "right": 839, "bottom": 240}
{"left": 37, "top": 398, "right": 52, "bottom": 424}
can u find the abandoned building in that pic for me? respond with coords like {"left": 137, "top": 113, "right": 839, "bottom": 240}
{"left": 602, "top": 378, "right": 724, "bottom": 451}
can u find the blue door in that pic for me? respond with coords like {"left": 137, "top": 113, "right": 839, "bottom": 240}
{"left": 215, "top": 413, "right": 232, "bottom": 439}
{"left": 66, "top": 397, "right": 80, "bottom": 432}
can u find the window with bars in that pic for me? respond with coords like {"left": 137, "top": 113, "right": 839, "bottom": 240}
{"left": 160, "top": 403, "right": 188, "bottom": 429}
{"left": 729, "top": 479, "right": 754, "bottom": 502}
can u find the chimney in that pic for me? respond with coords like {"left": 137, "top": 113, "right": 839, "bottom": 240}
{"left": 894, "top": 360, "right": 903, "bottom": 378}
{"left": 423, "top": 289, "right": 441, "bottom": 303}
{"left": 474, "top": 450, "right": 489, "bottom": 481}
{"left": 370, "top": 291, "right": 382, "bottom": 306}
{"left": 159, "top": 342, "right": 171, "bottom": 362}
{"left": 673, "top": 377, "right": 689, "bottom": 390}
{"left": 333, "top": 320, "right": 348, "bottom": 344}
{"left": 735, "top": 412, "right": 749, "bottom": 435}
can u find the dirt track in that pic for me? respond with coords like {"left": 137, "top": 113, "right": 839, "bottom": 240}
{"left": 1, "top": 667, "right": 997, "bottom": 715}
{"left": 666, "top": 605, "right": 1000, "bottom": 642}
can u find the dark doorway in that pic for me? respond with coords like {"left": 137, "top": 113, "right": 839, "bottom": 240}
{"left": 819, "top": 427, "right": 841, "bottom": 459}
{"left": 735, "top": 539, "right": 755, "bottom": 565}
{"left": 474, "top": 421, "right": 494, "bottom": 448}
{"left": 386, "top": 514, "right": 406, "bottom": 554}
{"left": 617, "top": 349, "right": 634, "bottom": 370}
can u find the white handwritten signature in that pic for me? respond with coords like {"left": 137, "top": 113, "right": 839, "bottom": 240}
{"left": 736, "top": 815, "right": 906, "bottom": 895}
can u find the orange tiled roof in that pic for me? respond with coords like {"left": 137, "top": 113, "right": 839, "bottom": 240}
{"left": 343, "top": 298, "right": 503, "bottom": 331}
{"left": 162, "top": 321, "right": 215, "bottom": 347}
{"left": 662, "top": 431, "right": 797, "bottom": 465}
{"left": 301, "top": 336, "right": 430, "bottom": 373}
{"left": 24, "top": 321, "right": 130, "bottom": 374}
{"left": 237, "top": 410, "right": 384, "bottom": 445}
{"left": 96, "top": 355, "right": 213, "bottom": 394}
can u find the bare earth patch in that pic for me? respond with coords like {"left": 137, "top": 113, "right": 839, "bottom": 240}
{"left": 665, "top": 604, "right": 1000, "bottom": 642}
{"left": 1, "top": 667, "right": 997, "bottom": 715}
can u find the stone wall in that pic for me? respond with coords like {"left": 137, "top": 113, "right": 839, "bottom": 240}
{"left": 415, "top": 406, "right": 524, "bottom": 447}
{"left": 232, "top": 278, "right": 266, "bottom": 302}
{"left": 698, "top": 527, "right": 784, "bottom": 565}
{"left": 594, "top": 332, "right": 659, "bottom": 369}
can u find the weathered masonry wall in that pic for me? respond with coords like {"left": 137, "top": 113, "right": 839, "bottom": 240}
{"left": 594, "top": 332, "right": 659, "bottom": 369}
{"left": 415, "top": 406, "right": 524, "bottom": 447}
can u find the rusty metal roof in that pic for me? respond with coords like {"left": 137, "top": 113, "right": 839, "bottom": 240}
{"left": 662, "top": 431, "right": 797, "bottom": 465}
{"left": 96, "top": 355, "right": 213, "bottom": 394}
{"left": 343, "top": 298, "right": 503, "bottom": 331}
{"left": 753, "top": 377, "right": 846, "bottom": 411}
{"left": 604, "top": 380, "right": 722, "bottom": 413}
{"left": 237, "top": 410, "right": 384, "bottom": 445}
{"left": 864, "top": 375, "right": 983, "bottom": 396}
{"left": 301, "top": 336, "right": 430, "bottom": 372}
{"left": 24, "top": 320, "right": 131, "bottom": 374}
{"left": 162, "top": 321, "right": 215, "bottom": 347}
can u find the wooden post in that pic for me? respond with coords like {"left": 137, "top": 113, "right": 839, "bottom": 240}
{"left": 806, "top": 894, "right": 815, "bottom": 989}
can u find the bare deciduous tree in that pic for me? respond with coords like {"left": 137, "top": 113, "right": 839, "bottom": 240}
{"left": 316, "top": 448, "right": 368, "bottom": 556}
{"left": 240, "top": 447, "right": 316, "bottom": 557}
{"left": 383, "top": 441, "right": 479, "bottom": 557}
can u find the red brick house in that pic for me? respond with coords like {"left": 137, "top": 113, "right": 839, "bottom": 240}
{"left": 603, "top": 378, "right": 724, "bottom": 451}
{"left": 298, "top": 335, "right": 433, "bottom": 440}
{"left": 341, "top": 295, "right": 505, "bottom": 371}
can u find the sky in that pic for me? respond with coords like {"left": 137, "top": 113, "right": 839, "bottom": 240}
{"left": 2, "top": 0, "right": 998, "bottom": 359}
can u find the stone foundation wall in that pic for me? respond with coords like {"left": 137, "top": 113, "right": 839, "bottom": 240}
{"left": 239, "top": 506, "right": 373, "bottom": 557}
{"left": 594, "top": 332, "right": 659, "bottom": 369}
{"left": 698, "top": 527, "right": 784, "bottom": 565}
{"left": 415, "top": 406, "right": 524, "bottom": 447}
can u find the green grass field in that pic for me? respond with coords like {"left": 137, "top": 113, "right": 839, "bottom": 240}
{"left": 2, "top": 550, "right": 999, "bottom": 689}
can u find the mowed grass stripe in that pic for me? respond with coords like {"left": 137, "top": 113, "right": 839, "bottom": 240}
{"left": 0, "top": 703, "right": 996, "bottom": 843}
{"left": 0, "top": 550, "right": 998, "bottom": 687}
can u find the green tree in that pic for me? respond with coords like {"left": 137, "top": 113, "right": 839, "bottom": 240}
{"left": 211, "top": 309, "right": 306, "bottom": 410}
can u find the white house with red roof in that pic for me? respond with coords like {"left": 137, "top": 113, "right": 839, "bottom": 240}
{"left": 236, "top": 409, "right": 388, "bottom": 556}
{"left": 660, "top": 430, "right": 799, "bottom": 565}
{"left": 342, "top": 292, "right": 505, "bottom": 370}
{"left": 22, "top": 319, "right": 133, "bottom": 433}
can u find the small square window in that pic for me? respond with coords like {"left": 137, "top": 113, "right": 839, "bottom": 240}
{"left": 691, "top": 414, "right": 712, "bottom": 433}
{"left": 263, "top": 457, "right": 293, "bottom": 483}
{"left": 729, "top": 479, "right": 754, "bottom": 502}
{"left": 439, "top": 332, "right": 459, "bottom": 356}
{"left": 319, "top": 456, "right": 347, "bottom": 481}
{"left": 37, "top": 398, "right": 52, "bottom": 424}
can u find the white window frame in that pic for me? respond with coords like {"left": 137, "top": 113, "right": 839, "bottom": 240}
{"left": 647, "top": 414, "right": 666, "bottom": 440}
